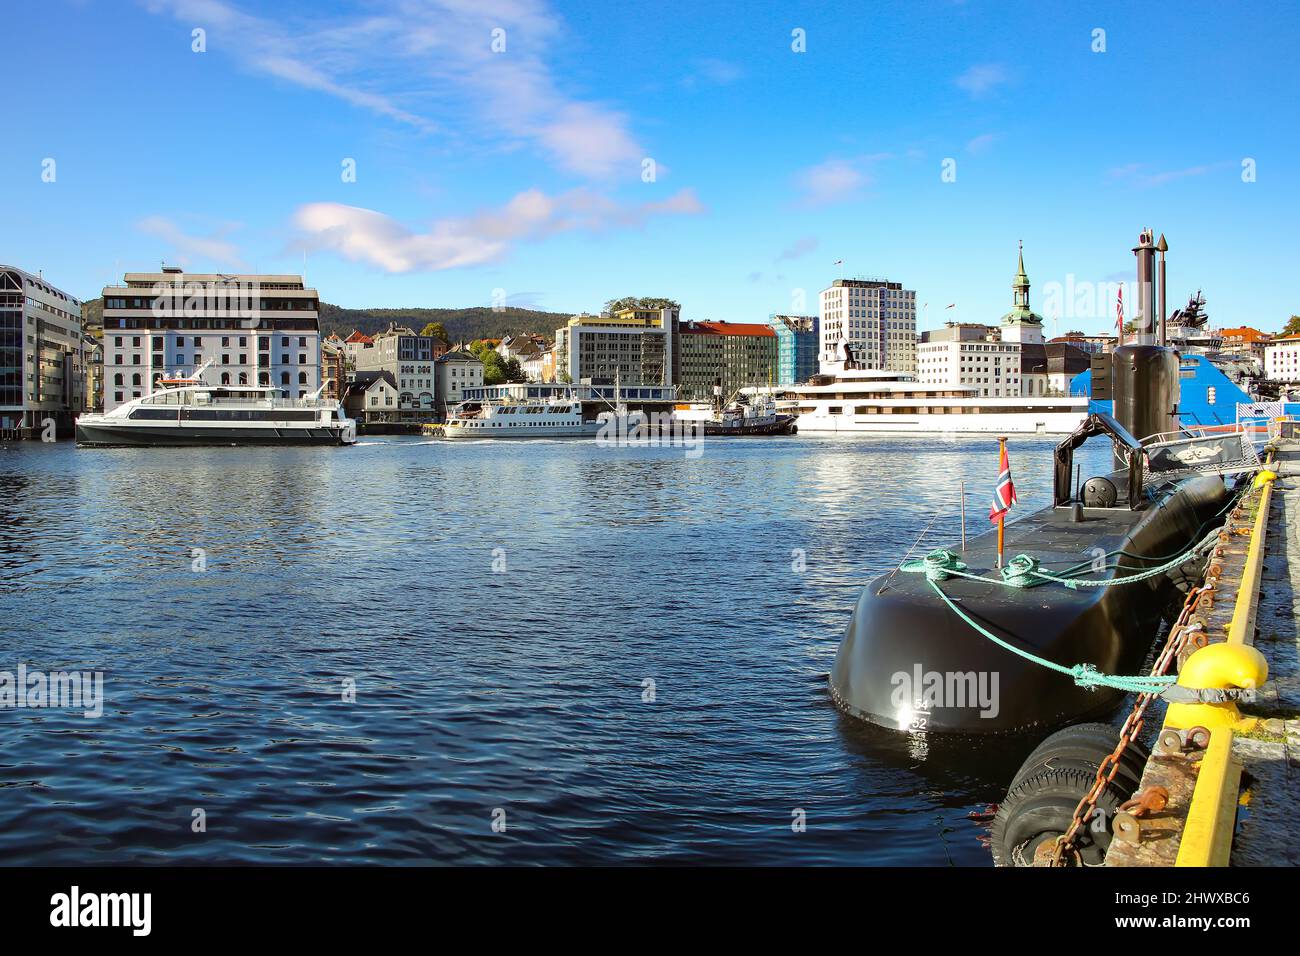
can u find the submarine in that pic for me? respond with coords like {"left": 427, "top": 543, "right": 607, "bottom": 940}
{"left": 829, "top": 230, "right": 1255, "bottom": 737}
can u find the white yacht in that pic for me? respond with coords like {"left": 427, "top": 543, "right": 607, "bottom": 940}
{"left": 747, "top": 368, "right": 1088, "bottom": 435}
{"left": 76, "top": 363, "right": 356, "bottom": 446}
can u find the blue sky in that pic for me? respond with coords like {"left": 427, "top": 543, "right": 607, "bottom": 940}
{"left": 2, "top": 0, "right": 1296, "bottom": 335}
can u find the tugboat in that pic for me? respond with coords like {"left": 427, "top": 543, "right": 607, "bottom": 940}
{"left": 702, "top": 392, "right": 797, "bottom": 437}
{"left": 828, "top": 230, "right": 1263, "bottom": 862}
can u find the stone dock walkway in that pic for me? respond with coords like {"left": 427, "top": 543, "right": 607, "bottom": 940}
{"left": 1232, "top": 444, "right": 1300, "bottom": 865}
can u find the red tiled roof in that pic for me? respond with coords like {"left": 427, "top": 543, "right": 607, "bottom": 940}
{"left": 1220, "top": 327, "right": 1271, "bottom": 341}
{"left": 345, "top": 331, "right": 373, "bottom": 344}
{"left": 680, "top": 321, "right": 776, "bottom": 337}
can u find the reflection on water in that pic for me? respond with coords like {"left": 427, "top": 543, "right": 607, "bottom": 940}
{"left": 0, "top": 434, "right": 1110, "bottom": 864}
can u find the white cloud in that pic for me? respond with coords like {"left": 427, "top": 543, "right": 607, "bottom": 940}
{"left": 955, "top": 63, "right": 1010, "bottom": 98}
{"left": 965, "top": 133, "right": 996, "bottom": 154}
{"left": 143, "top": 0, "right": 645, "bottom": 178}
{"left": 136, "top": 216, "right": 247, "bottom": 269}
{"left": 794, "top": 155, "right": 889, "bottom": 207}
{"left": 294, "top": 188, "right": 704, "bottom": 273}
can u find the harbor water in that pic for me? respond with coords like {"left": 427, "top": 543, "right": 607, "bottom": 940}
{"left": 0, "top": 434, "right": 1111, "bottom": 865}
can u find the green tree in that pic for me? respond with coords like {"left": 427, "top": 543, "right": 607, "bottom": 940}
{"left": 481, "top": 350, "right": 509, "bottom": 385}
{"left": 602, "top": 296, "right": 681, "bottom": 316}
{"left": 1282, "top": 315, "right": 1300, "bottom": 337}
{"left": 420, "top": 321, "right": 449, "bottom": 343}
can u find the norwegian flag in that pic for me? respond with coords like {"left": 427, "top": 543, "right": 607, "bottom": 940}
{"left": 989, "top": 442, "right": 1017, "bottom": 523}
{"left": 1115, "top": 286, "right": 1124, "bottom": 330}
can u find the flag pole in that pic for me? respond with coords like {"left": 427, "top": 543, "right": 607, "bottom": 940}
{"left": 996, "top": 435, "right": 1007, "bottom": 568}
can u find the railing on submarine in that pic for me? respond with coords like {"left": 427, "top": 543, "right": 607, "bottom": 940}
{"left": 1053, "top": 412, "right": 1145, "bottom": 510}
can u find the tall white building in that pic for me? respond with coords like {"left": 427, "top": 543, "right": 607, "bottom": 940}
{"left": 101, "top": 268, "right": 321, "bottom": 411}
{"left": 0, "top": 265, "right": 90, "bottom": 436}
{"left": 818, "top": 279, "right": 916, "bottom": 373}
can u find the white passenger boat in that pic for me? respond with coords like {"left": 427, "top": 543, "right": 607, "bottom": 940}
{"left": 437, "top": 380, "right": 681, "bottom": 439}
{"left": 441, "top": 397, "right": 606, "bottom": 438}
{"left": 75, "top": 363, "right": 356, "bottom": 446}
{"left": 748, "top": 369, "right": 1088, "bottom": 435}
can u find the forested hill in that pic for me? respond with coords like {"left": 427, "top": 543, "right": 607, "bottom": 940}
{"left": 317, "top": 303, "right": 569, "bottom": 343}
{"left": 77, "top": 298, "right": 570, "bottom": 344}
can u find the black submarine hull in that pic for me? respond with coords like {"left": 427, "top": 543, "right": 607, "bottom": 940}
{"left": 829, "top": 473, "right": 1230, "bottom": 735}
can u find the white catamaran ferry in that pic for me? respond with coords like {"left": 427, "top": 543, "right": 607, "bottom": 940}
{"left": 747, "top": 368, "right": 1088, "bottom": 435}
{"left": 75, "top": 362, "right": 357, "bottom": 446}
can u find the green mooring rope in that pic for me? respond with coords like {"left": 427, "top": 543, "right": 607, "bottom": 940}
{"left": 896, "top": 529, "right": 1222, "bottom": 693}
{"left": 924, "top": 578, "right": 1176, "bottom": 693}
{"left": 900, "top": 527, "right": 1220, "bottom": 591}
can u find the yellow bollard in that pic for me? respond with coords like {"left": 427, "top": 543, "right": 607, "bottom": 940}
{"left": 1252, "top": 469, "right": 1277, "bottom": 490}
{"left": 1164, "top": 643, "right": 1268, "bottom": 731}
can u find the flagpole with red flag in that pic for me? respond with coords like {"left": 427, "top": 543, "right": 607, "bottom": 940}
{"left": 989, "top": 436, "right": 1016, "bottom": 568}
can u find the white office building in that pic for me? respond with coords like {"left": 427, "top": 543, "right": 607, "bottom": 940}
{"left": 1265, "top": 336, "right": 1300, "bottom": 384}
{"left": 917, "top": 324, "right": 1022, "bottom": 398}
{"left": 818, "top": 278, "right": 916, "bottom": 374}
{"left": 101, "top": 267, "right": 320, "bottom": 411}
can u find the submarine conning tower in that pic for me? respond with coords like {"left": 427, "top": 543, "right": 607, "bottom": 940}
{"left": 1111, "top": 228, "right": 1180, "bottom": 451}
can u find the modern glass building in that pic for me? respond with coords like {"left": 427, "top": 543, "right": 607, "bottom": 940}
{"left": 767, "top": 314, "right": 819, "bottom": 384}
{"left": 1, "top": 265, "right": 89, "bottom": 437}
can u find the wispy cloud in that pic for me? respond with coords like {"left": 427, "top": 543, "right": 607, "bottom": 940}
{"left": 136, "top": 216, "right": 247, "bottom": 269}
{"left": 1106, "top": 160, "right": 1234, "bottom": 187}
{"left": 965, "top": 133, "right": 996, "bottom": 154}
{"left": 794, "top": 155, "right": 889, "bottom": 207}
{"left": 776, "top": 236, "right": 819, "bottom": 262}
{"left": 682, "top": 58, "right": 744, "bottom": 88}
{"left": 955, "top": 63, "right": 1010, "bottom": 98}
{"left": 143, "top": 0, "right": 645, "bottom": 178}
{"left": 293, "top": 188, "right": 704, "bottom": 273}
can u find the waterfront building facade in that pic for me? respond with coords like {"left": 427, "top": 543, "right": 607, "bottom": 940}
{"left": 554, "top": 307, "right": 677, "bottom": 385}
{"left": 100, "top": 267, "right": 320, "bottom": 411}
{"left": 343, "top": 370, "right": 398, "bottom": 422}
{"left": 677, "top": 321, "right": 778, "bottom": 401}
{"left": 768, "top": 314, "right": 819, "bottom": 385}
{"left": 818, "top": 279, "right": 917, "bottom": 374}
{"left": 321, "top": 336, "right": 348, "bottom": 402}
{"left": 436, "top": 348, "right": 485, "bottom": 408}
{"left": 0, "top": 265, "right": 90, "bottom": 437}
{"left": 917, "top": 324, "right": 1022, "bottom": 398}
{"left": 353, "top": 322, "right": 445, "bottom": 415}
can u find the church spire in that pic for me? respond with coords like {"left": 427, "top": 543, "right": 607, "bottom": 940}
{"left": 1013, "top": 239, "right": 1030, "bottom": 308}
{"left": 1000, "top": 241, "right": 1043, "bottom": 336}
